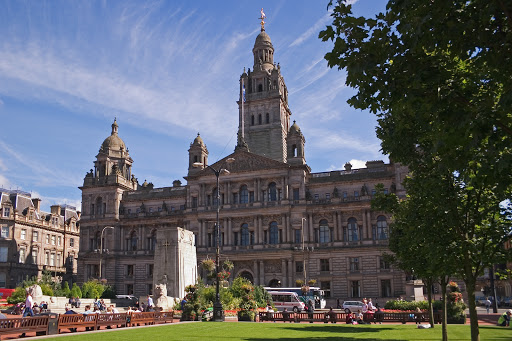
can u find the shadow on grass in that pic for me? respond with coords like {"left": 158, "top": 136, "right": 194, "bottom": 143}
{"left": 281, "top": 325, "right": 394, "bottom": 334}
{"left": 244, "top": 324, "right": 402, "bottom": 341}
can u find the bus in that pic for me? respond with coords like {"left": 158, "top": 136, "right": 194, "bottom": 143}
{"left": 264, "top": 287, "right": 326, "bottom": 309}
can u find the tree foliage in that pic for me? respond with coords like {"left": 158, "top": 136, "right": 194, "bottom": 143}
{"left": 320, "top": 1, "right": 512, "bottom": 340}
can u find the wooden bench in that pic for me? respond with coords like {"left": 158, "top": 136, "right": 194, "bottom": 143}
{"left": 154, "top": 311, "right": 174, "bottom": 324}
{"left": 258, "top": 312, "right": 294, "bottom": 322}
{"left": 368, "top": 311, "right": 441, "bottom": 324}
{"left": 128, "top": 312, "right": 155, "bottom": 326}
{"left": 57, "top": 313, "right": 97, "bottom": 333}
{"left": 0, "top": 316, "right": 49, "bottom": 339}
{"left": 96, "top": 313, "right": 128, "bottom": 329}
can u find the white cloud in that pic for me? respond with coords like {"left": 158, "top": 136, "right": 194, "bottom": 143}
{"left": 326, "top": 159, "right": 367, "bottom": 171}
{"left": 289, "top": 12, "right": 333, "bottom": 48}
{"left": 0, "top": 174, "right": 10, "bottom": 189}
{"left": 0, "top": 159, "right": 7, "bottom": 171}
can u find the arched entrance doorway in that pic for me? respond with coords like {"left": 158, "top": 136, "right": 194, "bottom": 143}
{"left": 239, "top": 271, "right": 254, "bottom": 283}
{"left": 268, "top": 279, "right": 281, "bottom": 287}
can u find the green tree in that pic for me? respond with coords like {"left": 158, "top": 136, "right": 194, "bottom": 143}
{"left": 320, "top": 2, "right": 512, "bottom": 340}
{"left": 70, "top": 283, "right": 82, "bottom": 298}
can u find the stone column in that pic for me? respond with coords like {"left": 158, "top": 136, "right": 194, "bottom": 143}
{"left": 281, "top": 259, "right": 287, "bottom": 286}
{"left": 254, "top": 260, "right": 259, "bottom": 285}
{"left": 288, "top": 259, "right": 293, "bottom": 287}
{"left": 367, "top": 210, "right": 372, "bottom": 240}
{"left": 259, "top": 260, "right": 265, "bottom": 285}
{"left": 308, "top": 214, "right": 314, "bottom": 243}
{"left": 332, "top": 212, "right": 338, "bottom": 241}
{"left": 227, "top": 218, "right": 232, "bottom": 246}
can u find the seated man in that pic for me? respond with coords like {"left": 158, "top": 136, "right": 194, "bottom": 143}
{"left": 64, "top": 306, "right": 78, "bottom": 332}
{"left": 497, "top": 310, "right": 512, "bottom": 327}
{"left": 323, "top": 307, "right": 337, "bottom": 323}
{"left": 346, "top": 312, "right": 354, "bottom": 324}
{"left": 281, "top": 308, "right": 292, "bottom": 323}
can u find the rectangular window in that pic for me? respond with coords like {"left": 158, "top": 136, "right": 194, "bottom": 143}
{"left": 296, "top": 261, "right": 304, "bottom": 273}
{"left": 354, "top": 190, "right": 359, "bottom": 198}
{"left": 1, "top": 226, "right": 8, "bottom": 238}
{"left": 314, "top": 194, "right": 319, "bottom": 201}
{"left": 147, "top": 284, "right": 153, "bottom": 295}
{"left": 46, "top": 234, "right": 50, "bottom": 244}
{"left": 293, "top": 188, "right": 300, "bottom": 201}
{"left": 351, "top": 280, "right": 361, "bottom": 298}
{"left": 51, "top": 235, "right": 56, "bottom": 245}
{"left": 148, "top": 207, "right": 153, "bottom": 213}
{"left": 208, "top": 233, "right": 212, "bottom": 247}
{"left": 249, "top": 191, "right": 254, "bottom": 203}
{"left": 31, "top": 250, "right": 37, "bottom": 264}
{"left": 57, "top": 253, "right": 61, "bottom": 267}
{"left": 158, "top": 207, "right": 162, "bottom": 212}
{"left": 50, "top": 252, "right": 55, "bottom": 266}
{"left": 32, "top": 231, "right": 38, "bottom": 242}
{"left": 233, "top": 232, "right": 238, "bottom": 246}
{"left": 321, "top": 281, "right": 331, "bottom": 298}
{"left": 0, "top": 247, "right": 8, "bottom": 262}
{"left": 127, "top": 265, "right": 134, "bottom": 276}
{"left": 45, "top": 252, "right": 50, "bottom": 265}
{"left": 350, "top": 257, "right": 359, "bottom": 271}
{"left": 380, "top": 257, "right": 390, "bottom": 269}
{"left": 294, "top": 229, "right": 302, "bottom": 244}
{"left": 3, "top": 207, "right": 10, "bottom": 217}
{"left": 126, "top": 284, "right": 134, "bottom": 295}
{"left": 192, "top": 197, "right": 198, "bottom": 208}
{"left": 343, "top": 191, "right": 347, "bottom": 199}
{"left": 320, "top": 259, "right": 330, "bottom": 272}
{"left": 20, "top": 229, "right": 27, "bottom": 240}
{"left": 19, "top": 248, "right": 25, "bottom": 263}
{"left": 381, "top": 279, "right": 392, "bottom": 297}
{"left": 325, "top": 193, "right": 330, "bottom": 200}
{"left": 29, "top": 211, "right": 34, "bottom": 220}
{"left": 371, "top": 189, "right": 376, "bottom": 196}
{"left": 232, "top": 193, "right": 238, "bottom": 204}
{"left": 0, "top": 273, "right": 5, "bottom": 287}
{"left": 70, "top": 238, "right": 74, "bottom": 247}
{"left": 148, "top": 264, "right": 154, "bottom": 276}
{"left": 58, "top": 236, "right": 62, "bottom": 246}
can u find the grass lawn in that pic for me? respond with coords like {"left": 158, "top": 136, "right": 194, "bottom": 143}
{"left": 42, "top": 323, "right": 510, "bottom": 340}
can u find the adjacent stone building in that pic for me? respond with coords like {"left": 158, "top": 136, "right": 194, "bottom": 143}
{"left": 77, "top": 24, "right": 411, "bottom": 304}
{"left": 0, "top": 189, "right": 80, "bottom": 288}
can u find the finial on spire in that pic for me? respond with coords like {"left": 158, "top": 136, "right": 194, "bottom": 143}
{"left": 259, "top": 8, "right": 266, "bottom": 31}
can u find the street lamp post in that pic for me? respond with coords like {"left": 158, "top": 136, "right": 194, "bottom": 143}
{"left": 99, "top": 226, "right": 114, "bottom": 280}
{"left": 193, "top": 158, "right": 234, "bottom": 322}
{"left": 301, "top": 218, "right": 307, "bottom": 285}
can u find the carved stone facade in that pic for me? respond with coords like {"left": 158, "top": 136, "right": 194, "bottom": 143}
{"left": 0, "top": 189, "right": 80, "bottom": 288}
{"left": 77, "top": 25, "right": 411, "bottom": 304}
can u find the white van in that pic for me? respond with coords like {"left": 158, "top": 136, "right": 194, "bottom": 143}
{"left": 268, "top": 291, "right": 306, "bottom": 313}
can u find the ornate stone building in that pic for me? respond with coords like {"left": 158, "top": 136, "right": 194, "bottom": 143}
{"left": 78, "top": 25, "right": 410, "bottom": 304}
{"left": 0, "top": 189, "right": 80, "bottom": 288}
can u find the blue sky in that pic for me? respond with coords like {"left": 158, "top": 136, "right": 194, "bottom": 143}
{"left": 0, "top": 0, "right": 388, "bottom": 212}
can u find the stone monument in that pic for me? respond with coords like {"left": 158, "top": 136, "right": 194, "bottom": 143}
{"left": 153, "top": 227, "right": 197, "bottom": 309}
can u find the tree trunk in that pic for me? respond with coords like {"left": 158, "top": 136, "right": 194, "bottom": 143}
{"left": 441, "top": 277, "right": 448, "bottom": 341}
{"left": 426, "top": 277, "right": 434, "bottom": 328}
{"left": 465, "top": 277, "right": 480, "bottom": 341}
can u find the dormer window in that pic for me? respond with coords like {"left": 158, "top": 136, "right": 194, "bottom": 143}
{"left": 2, "top": 207, "right": 10, "bottom": 217}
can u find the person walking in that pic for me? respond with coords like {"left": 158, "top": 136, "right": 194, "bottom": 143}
{"left": 23, "top": 292, "right": 34, "bottom": 317}
{"left": 484, "top": 298, "right": 492, "bottom": 314}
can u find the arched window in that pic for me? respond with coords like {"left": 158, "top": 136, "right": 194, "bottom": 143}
{"left": 377, "top": 216, "right": 388, "bottom": 240}
{"left": 240, "top": 185, "right": 249, "bottom": 204}
{"left": 292, "top": 144, "right": 297, "bottom": 157}
{"left": 251, "top": 115, "right": 255, "bottom": 126}
{"left": 268, "top": 182, "right": 277, "bottom": 201}
{"left": 258, "top": 114, "right": 262, "bottom": 125}
{"left": 241, "top": 224, "right": 250, "bottom": 246}
{"left": 96, "top": 197, "right": 103, "bottom": 215}
{"left": 129, "top": 230, "right": 138, "bottom": 251}
{"left": 348, "top": 218, "right": 358, "bottom": 242}
{"left": 149, "top": 229, "right": 157, "bottom": 251}
{"left": 265, "top": 113, "right": 270, "bottom": 124}
{"left": 193, "top": 155, "right": 198, "bottom": 163}
{"left": 319, "top": 219, "right": 331, "bottom": 244}
{"left": 212, "top": 188, "right": 219, "bottom": 206}
{"left": 269, "top": 221, "right": 279, "bottom": 244}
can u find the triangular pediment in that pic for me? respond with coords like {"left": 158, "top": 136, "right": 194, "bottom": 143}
{"left": 199, "top": 150, "right": 289, "bottom": 176}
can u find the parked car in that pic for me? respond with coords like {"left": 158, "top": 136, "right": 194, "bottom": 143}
{"left": 342, "top": 300, "right": 365, "bottom": 313}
